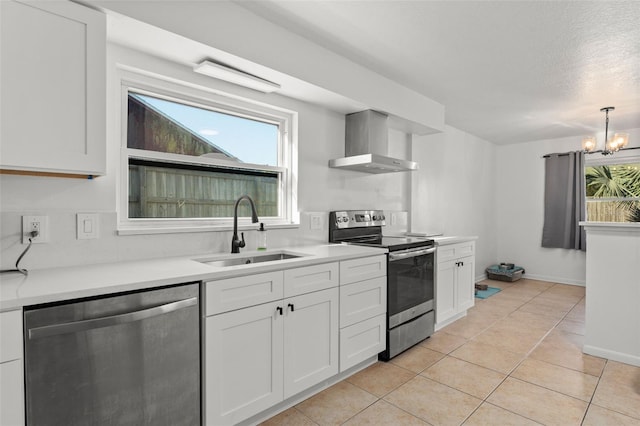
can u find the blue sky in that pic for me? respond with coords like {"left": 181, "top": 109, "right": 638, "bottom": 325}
{"left": 138, "top": 94, "right": 278, "bottom": 166}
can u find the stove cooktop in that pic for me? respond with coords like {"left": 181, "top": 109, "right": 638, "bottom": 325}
{"left": 347, "top": 236, "right": 434, "bottom": 252}
{"left": 328, "top": 210, "right": 434, "bottom": 252}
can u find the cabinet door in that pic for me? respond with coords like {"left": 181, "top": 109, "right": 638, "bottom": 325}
{"left": 456, "top": 256, "right": 475, "bottom": 312}
{"left": 436, "top": 260, "right": 456, "bottom": 324}
{"left": 206, "top": 301, "right": 284, "bottom": 426}
{"left": 0, "top": 309, "right": 22, "bottom": 363}
{"left": 283, "top": 287, "right": 339, "bottom": 399}
{"left": 0, "top": 360, "right": 24, "bottom": 426}
{"left": 0, "top": 0, "right": 105, "bottom": 175}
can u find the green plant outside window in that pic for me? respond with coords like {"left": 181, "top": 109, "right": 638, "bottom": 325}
{"left": 585, "top": 163, "right": 640, "bottom": 222}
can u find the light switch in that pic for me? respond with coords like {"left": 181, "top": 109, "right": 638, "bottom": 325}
{"left": 310, "top": 214, "right": 323, "bottom": 230}
{"left": 77, "top": 213, "right": 99, "bottom": 240}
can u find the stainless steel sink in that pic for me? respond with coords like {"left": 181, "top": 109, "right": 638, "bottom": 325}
{"left": 196, "top": 252, "right": 304, "bottom": 268}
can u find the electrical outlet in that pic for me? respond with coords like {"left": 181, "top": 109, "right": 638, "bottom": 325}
{"left": 22, "top": 215, "right": 49, "bottom": 244}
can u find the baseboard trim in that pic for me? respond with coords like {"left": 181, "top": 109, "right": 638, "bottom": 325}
{"left": 478, "top": 272, "right": 585, "bottom": 287}
{"left": 238, "top": 355, "right": 378, "bottom": 425}
{"left": 583, "top": 344, "right": 640, "bottom": 368}
{"left": 521, "top": 273, "right": 585, "bottom": 287}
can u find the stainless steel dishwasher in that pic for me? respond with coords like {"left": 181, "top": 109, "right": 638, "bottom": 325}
{"left": 23, "top": 282, "right": 200, "bottom": 426}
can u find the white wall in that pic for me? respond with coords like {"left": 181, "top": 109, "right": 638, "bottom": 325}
{"left": 411, "top": 125, "right": 498, "bottom": 281}
{"left": 0, "top": 43, "right": 413, "bottom": 270}
{"left": 495, "top": 127, "right": 640, "bottom": 286}
{"left": 91, "top": 0, "right": 444, "bottom": 133}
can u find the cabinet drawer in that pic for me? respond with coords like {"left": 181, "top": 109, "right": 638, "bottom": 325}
{"left": 340, "top": 255, "right": 387, "bottom": 285}
{"left": 340, "top": 276, "right": 386, "bottom": 327}
{"left": 206, "top": 271, "right": 284, "bottom": 316}
{"left": 0, "top": 310, "right": 22, "bottom": 363}
{"left": 284, "top": 262, "right": 339, "bottom": 297}
{"left": 436, "top": 241, "right": 475, "bottom": 263}
{"left": 339, "top": 314, "right": 386, "bottom": 372}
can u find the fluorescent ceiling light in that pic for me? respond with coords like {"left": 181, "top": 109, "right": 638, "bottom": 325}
{"left": 193, "top": 60, "right": 280, "bottom": 93}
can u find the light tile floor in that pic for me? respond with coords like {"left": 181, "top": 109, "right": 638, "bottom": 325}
{"left": 261, "top": 278, "right": 640, "bottom": 426}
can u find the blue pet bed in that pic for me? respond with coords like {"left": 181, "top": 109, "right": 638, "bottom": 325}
{"left": 486, "top": 264, "right": 525, "bottom": 282}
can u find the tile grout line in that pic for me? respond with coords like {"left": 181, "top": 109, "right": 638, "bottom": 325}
{"left": 456, "top": 282, "right": 589, "bottom": 425}
{"left": 459, "top": 286, "right": 561, "bottom": 425}
{"left": 276, "top": 281, "right": 597, "bottom": 425}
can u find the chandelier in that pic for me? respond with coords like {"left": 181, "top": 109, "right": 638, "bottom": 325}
{"left": 582, "top": 107, "right": 629, "bottom": 155}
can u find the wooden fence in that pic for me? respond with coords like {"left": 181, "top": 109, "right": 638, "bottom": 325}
{"left": 129, "top": 164, "right": 279, "bottom": 218}
{"left": 586, "top": 199, "right": 640, "bottom": 222}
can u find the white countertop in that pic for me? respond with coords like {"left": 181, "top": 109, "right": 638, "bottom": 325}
{"left": 0, "top": 244, "right": 387, "bottom": 312}
{"left": 385, "top": 232, "right": 477, "bottom": 246}
{"left": 430, "top": 236, "right": 478, "bottom": 246}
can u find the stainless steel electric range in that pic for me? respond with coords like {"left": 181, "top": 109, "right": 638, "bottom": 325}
{"left": 329, "top": 210, "right": 435, "bottom": 360}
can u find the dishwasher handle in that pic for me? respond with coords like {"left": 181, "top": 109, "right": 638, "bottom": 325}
{"left": 28, "top": 297, "right": 198, "bottom": 340}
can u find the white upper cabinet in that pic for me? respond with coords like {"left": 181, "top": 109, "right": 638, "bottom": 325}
{"left": 0, "top": 0, "right": 106, "bottom": 176}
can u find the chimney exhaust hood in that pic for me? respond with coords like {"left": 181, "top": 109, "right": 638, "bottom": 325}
{"left": 329, "top": 110, "right": 418, "bottom": 173}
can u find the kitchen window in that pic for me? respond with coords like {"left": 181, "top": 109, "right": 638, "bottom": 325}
{"left": 585, "top": 154, "right": 640, "bottom": 223}
{"left": 119, "top": 74, "right": 297, "bottom": 233}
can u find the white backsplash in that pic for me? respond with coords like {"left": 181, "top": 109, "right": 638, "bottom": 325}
{"left": 0, "top": 211, "right": 336, "bottom": 271}
{"left": 383, "top": 210, "right": 409, "bottom": 235}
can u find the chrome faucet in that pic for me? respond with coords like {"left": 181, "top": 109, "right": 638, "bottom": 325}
{"left": 231, "top": 195, "right": 259, "bottom": 253}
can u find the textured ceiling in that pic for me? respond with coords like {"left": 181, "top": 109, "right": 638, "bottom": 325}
{"left": 88, "top": 0, "right": 640, "bottom": 145}
{"left": 237, "top": 1, "right": 640, "bottom": 145}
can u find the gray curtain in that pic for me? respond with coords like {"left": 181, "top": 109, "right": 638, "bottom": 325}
{"left": 541, "top": 151, "right": 586, "bottom": 250}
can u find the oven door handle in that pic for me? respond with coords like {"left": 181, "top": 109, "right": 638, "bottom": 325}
{"left": 388, "top": 247, "right": 435, "bottom": 261}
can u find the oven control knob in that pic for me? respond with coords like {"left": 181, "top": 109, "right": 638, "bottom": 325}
{"left": 381, "top": 214, "right": 386, "bottom": 221}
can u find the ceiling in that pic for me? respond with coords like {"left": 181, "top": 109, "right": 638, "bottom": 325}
{"left": 89, "top": 0, "right": 640, "bottom": 146}
{"left": 236, "top": 1, "right": 640, "bottom": 145}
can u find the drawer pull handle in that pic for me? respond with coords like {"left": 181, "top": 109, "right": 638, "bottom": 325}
{"left": 288, "top": 303, "right": 295, "bottom": 312}
{"left": 276, "top": 306, "right": 283, "bottom": 315}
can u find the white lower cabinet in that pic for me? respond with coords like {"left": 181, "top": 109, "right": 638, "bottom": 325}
{"left": 205, "top": 256, "right": 387, "bottom": 425}
{"left": 0, "top": 359, "right": 24, "bottom": 426}
{"left": 206, "top": 301, "right": 284, "bottom": 426}
{"left": 0, "top": 309, "right": 23, "bottom": 426}
{"left": 435, "top": 241, "right": 476, "bottom": 329}
{"left": 205, "top": 264, "right": 339, "bottom": 425}
{"left": 283, "top": 288, "right": 339, "bottom": 398}
{"left": 338, "top": 256, "right": 387, "bottom": 372}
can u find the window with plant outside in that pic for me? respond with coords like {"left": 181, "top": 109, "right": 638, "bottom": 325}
{"left": 123, "top": 88, "right": 294, "bottom": 228}
{"left": 585, "top": 160, "right": 640, "bottom": 222}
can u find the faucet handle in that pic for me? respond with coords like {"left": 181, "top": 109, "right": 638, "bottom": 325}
{"left": 239, "top": 232, "right": 246, "bottom": 248}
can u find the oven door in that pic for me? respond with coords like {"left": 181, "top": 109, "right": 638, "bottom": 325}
{"left": 387, "top": 247, "right": 435, "bottom": 329}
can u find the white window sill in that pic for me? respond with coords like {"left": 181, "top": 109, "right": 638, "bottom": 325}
{"left": 117, "top": 221, "right": 300, "bottom": 236}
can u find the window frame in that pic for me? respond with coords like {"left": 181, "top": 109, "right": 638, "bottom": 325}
{"left": 117, "top": 69, "right": 298, "bottom": 234}
{"left": 584, "top": 150, "right": 640, "bottom": 223}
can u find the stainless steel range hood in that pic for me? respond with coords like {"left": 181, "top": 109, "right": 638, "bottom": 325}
{"left": 329, "top": 110, "right": 418, "bottom": 173}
